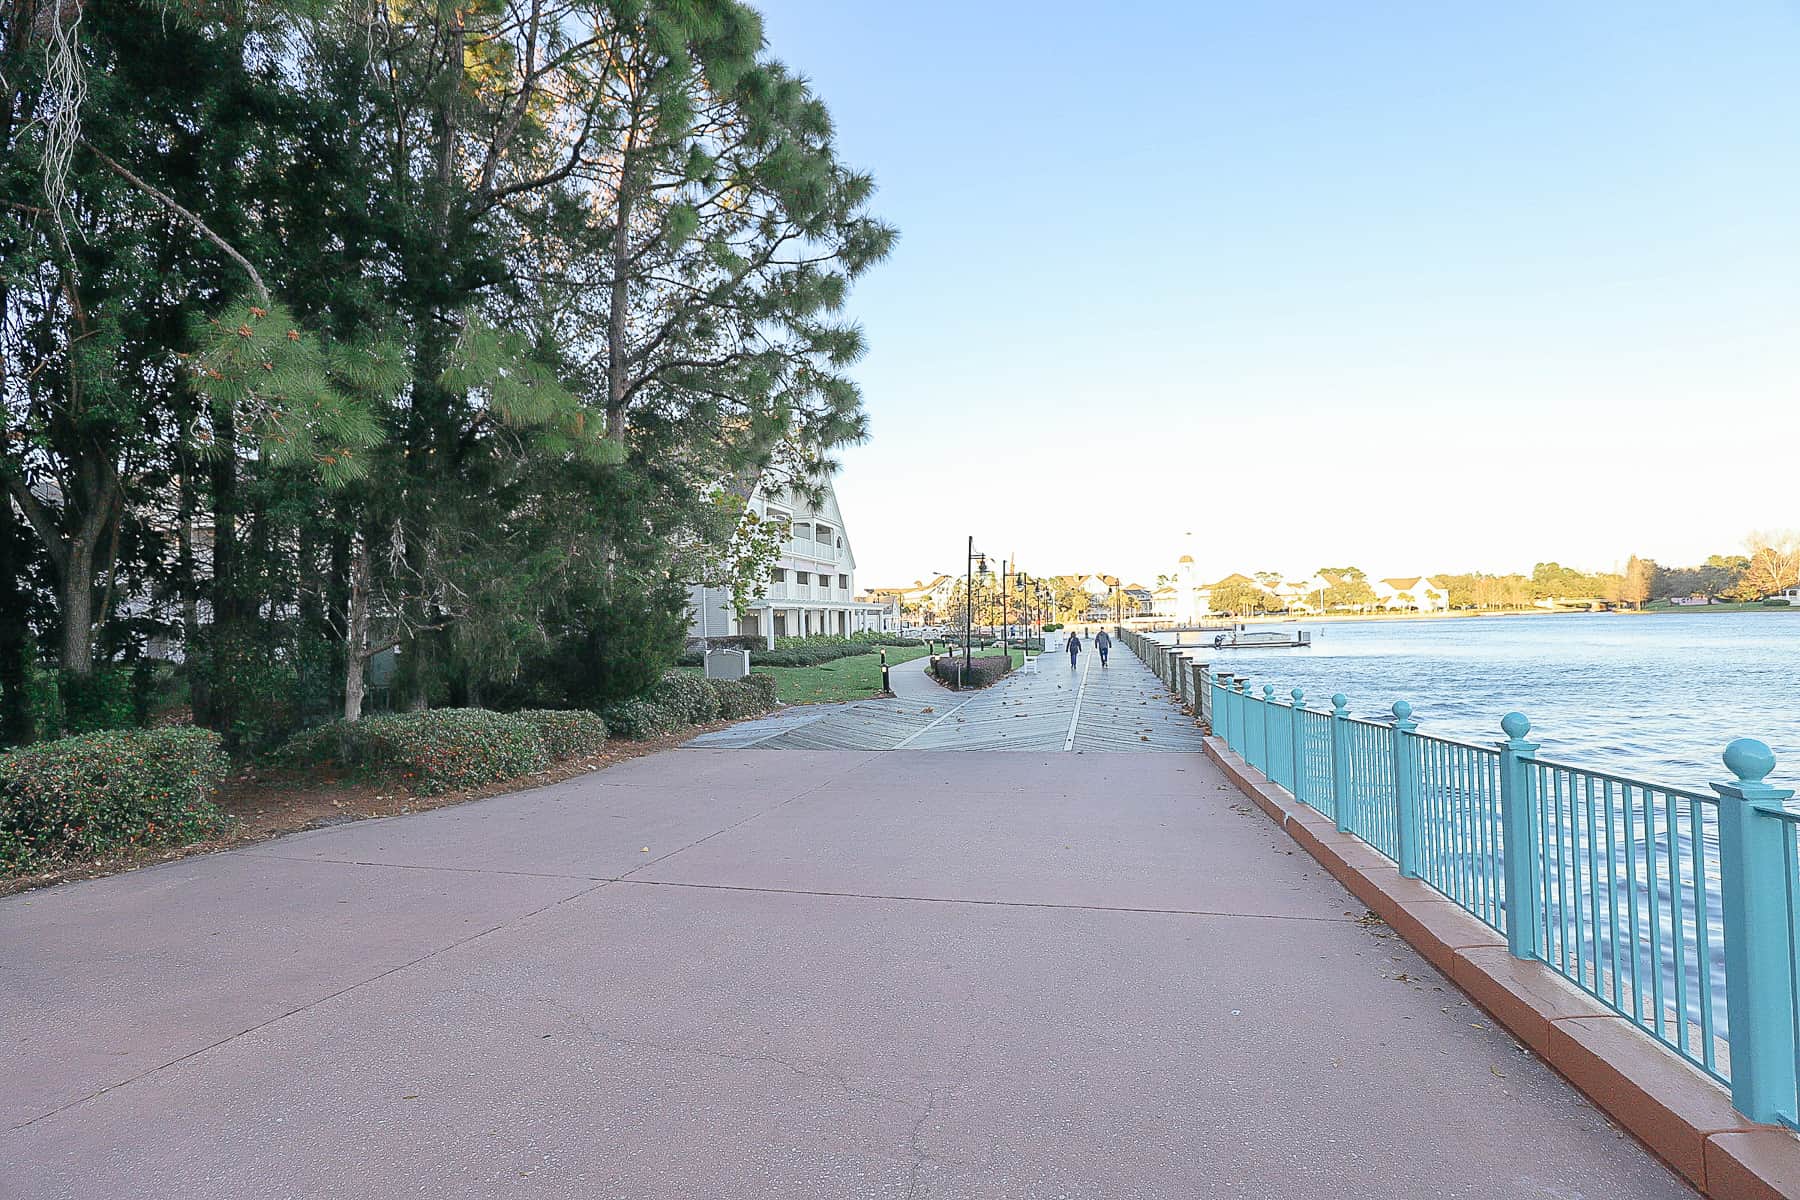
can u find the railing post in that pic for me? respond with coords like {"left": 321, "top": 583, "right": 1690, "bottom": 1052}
{"left": 1289, "top": 688, "right": 1307, "bottom": 806}
{"left": 1260, "top": 684, "right": 1276, "bottom": 775}
{"left": 1714, "top": 738, "right": 1798, "bottom": 1124}
{"left": 1496, "top": 711, "right": 1541, "bottom": 961}
{"left": 1330, "top": 694, "right": 1351, "bottom": 832}
{"left": 1389, "top": 700, "right": 1421, "bottom": 878}
{"left": 1214, "top": 672, "right": 1232, "bottom": 746}
{"left": 1234, "top": 677, "right": 1249, "bottom": 756}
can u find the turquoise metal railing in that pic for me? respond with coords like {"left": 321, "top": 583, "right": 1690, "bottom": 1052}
{"left": 1416, "top": 732, "right": 1505, "bottom": 933}
{"left": 1528, "top": 757, "right": 1724, "bottom": 1082}
{"left": 1202, "top": 668, "right": 1800, "bottom": 1125}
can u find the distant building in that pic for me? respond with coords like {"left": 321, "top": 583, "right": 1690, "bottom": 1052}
{"left": 868, "top": 575, "right": 958, "bottom": 623}
{"left": 686, "top": 474, "right": 889, "bottom": 646}
{"left": 1372, "top": 576, "right": 1450, "bottom": 613}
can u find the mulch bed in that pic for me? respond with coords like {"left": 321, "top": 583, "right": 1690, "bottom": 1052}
{"left": 0, "top": 720, "right": 731, "bottom": 899}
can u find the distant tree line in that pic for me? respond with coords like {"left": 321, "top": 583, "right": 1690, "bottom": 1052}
{"left": 1, "top": 0, "right": 892, "bottom": 749}
{"left": 1191, "top": 531, "right": 1800, "bottom": 617}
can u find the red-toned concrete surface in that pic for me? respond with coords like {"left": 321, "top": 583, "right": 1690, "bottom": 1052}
{"left": 1205, "top": 736, "right": 1800, "bottom": 1200}
{"left": 2, "top": 749, "right": 1697, "bottom": 1198}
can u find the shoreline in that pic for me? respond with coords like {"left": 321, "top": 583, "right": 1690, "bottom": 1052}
{"left": 1123, "top": 604, "right": 1797, "bottom": 629}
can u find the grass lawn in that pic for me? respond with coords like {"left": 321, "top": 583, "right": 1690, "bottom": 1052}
{"left": 754, "top": 644, "right": 934, "bottom": 705}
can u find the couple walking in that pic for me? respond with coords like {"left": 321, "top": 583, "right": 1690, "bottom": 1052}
{"left": 1066, "top": 629, "right": 1111, "bottom": 669}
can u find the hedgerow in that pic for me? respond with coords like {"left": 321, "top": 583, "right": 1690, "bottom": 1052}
{"left": 709, "top": 677, "right": 774, "bottom": 720}
{"left": 1, "top": 727, "right": 229, "bottom": 875}
{"left": 930, "top": 654, "right": 1013, "bottom": 690}
{"left": 278, "top": 710, "right": 549, "bottom": 795}
{"left": 651, "top": 672, "right": 720, "bottom": 724}
{"left": 743, "top": 673, "right": 778, "bottom": 708}
{"left": 600, "top": 697, "right": 684, "bottom": 740}
{"left": 516, "top": 710, "right": 609, "bottom": 758}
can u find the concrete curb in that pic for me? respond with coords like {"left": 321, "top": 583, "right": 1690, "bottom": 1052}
{"left": 1202, "top": 735, "right": 1800, "bottom": 1199}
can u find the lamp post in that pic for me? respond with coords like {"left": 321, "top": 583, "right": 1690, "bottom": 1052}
{"left": 963, "top": 537, "right": 977, "bottom": 687}
{"left": 1000, "top": 558, "right": 1010, "bottom": 660}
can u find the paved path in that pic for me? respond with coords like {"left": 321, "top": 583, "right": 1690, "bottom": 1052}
{"left": 2, "top": 747, "right": 1693, "bottom": 1197}
{"left": 690, "top": 639, "right": 1208, "bottom": 753}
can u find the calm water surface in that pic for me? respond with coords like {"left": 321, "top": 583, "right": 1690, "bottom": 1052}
{"left": 1155, "top": 612, "right": 1799, "bottom": 788}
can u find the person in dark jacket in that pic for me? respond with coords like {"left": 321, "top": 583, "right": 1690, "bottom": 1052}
{"left": 1094, "top": 629, "right": 1112, "bottom": 666}
{"left": 1066, "top": 630, "right": 1083, "bottom": 668}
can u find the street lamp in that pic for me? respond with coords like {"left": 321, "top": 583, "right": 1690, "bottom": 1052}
{"left": 964, "top": 537, "right": 988, "bottom": 686}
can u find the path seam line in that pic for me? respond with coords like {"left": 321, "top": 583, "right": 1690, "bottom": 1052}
{"left": 616, "top": 877, "right": 1357, "bottom": 922}
{"left": 892, "top": 694, "right": 979, "bottom": 748}
{"left": 1062, "top": 647, "right": 1094, "bottom": 752}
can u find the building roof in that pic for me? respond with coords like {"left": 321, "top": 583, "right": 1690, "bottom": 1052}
{"left": 1382, "top": 577, "right": 1423, "bottom": 590}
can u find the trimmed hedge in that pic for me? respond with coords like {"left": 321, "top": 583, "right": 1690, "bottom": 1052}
{"left": 601, "top": 697, "right": 684, "bottom": 740}
{"left": 679, "top": 633, "right": 922, "bottom": 669}
{"left": 743, "top": 672, "right": 778, "bottom": 708}
{"left": 517, "top": 710, "right": 609, "bottom": 758}
{"left": 930, "top": 654, "right": 1013, "bottom": 690}
{"left": 1, "top": 727, "right": 229, "bottom": 875}
{"left": 710, "top": 678, "right": 769, "bottom": 719}
{"left": 280, "top": 710, "right": 549, "bottom": 795}
{"left": 651, "top": 672, "right": 721, "bottom": 724}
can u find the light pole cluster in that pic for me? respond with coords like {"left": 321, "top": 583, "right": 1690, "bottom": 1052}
{"left": 950, "top": 539, "right": 1066, "bottom": 678}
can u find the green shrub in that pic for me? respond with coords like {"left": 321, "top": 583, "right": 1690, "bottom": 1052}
{"left": 754, "top": 643, "right": 870, "bottom": 667}
{"left": 1043, "top": 622, "right": 1064, "bottom": 632}
{"left": 516, "top": 710, "right": 609, "bottom": 758}
{"left": 1, "top": 727, "right": 229, "bottom": 875}
{"left": 59, "top": 667, "right": 137, "bottom": 735}
{"left": 1762, "top": 597, "right": 1791, "bottom": 608}
{"left": 709, "top": 677, "right": 775, "bottom": 720}
{"left": 278, "top": 710, "right": 549, "bottom": 794}
{"left": 651, "top": 671, "right": 720, "bottom": 724}
{"left": 601, "top": 697, "right": 684, "bottom": 740}
{"left": 930, "top": 654, "right": 1012, "bottom": 690}
{"left": 744, "top": 673, "right": 778, "bottom": 707}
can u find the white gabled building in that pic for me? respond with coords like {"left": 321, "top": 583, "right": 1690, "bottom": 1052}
{"left": 1372, "top": 576, "right": 1450, "bottom": 613}
{"left": 686, "top": 474, "right": 889, "bottom": 646}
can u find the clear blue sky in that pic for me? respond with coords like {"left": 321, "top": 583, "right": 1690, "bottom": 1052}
{"left": 754, "top": 1, "right": 1800, "bottom": 588}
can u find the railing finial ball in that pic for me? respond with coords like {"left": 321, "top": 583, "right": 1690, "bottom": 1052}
{"left": 1291, "top": 687, "right": 1305, "bottom": 703}
{"left": 1263, "top": 684, "right": 1275, "bottom": 698}
{"left": 1392, "top": 700, "right": 1413, "bottom": 720}
{"left": 1723, "top": 738, "right": 1776, "bottom": 784}
{"left": 1501, "top": 711, "right": 1531, "bottom": 740}
{"left": 1331, "top": 692, "right": 1348, "bottom": 710}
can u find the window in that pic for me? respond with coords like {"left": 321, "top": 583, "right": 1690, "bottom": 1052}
{"left": 797, "top": 571, "right": 810, "bottom": 585}
{"left": 772, "top": 568, "right": 786, "bottom": 583}
{"left": 838, "top": 574, "right": 848, "bottom": 590}
{"left": 815, "top": 524, "right": 833, "bottom": 542}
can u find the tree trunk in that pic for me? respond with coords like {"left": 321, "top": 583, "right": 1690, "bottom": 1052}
{"left": 0, "top": 499, "right": 35, "bottom": 746}
{"left": 343, "top": 533, "right": 371, "bottom": 721}
{"left": 604, "top": 106, "right": 644, "bottom": 445}
{"left": 57, "top": 523, "right": 97, "bottom": 675}
{"left": 177, "top": 471, "right": 209, "bottom": 724}
{"left": 207, "top": 406, "right": 241, "bottom": 736}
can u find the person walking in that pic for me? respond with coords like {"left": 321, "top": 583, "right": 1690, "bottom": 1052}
{"left": 1094, "top": 628, "right": 1112, "bottom": 667}
{"left": 1066, "top": 629, "right": 1083, "bottom": 669}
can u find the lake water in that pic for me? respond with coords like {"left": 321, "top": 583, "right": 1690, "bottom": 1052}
{"left": 1152, "top": 612, "right": 1799, "bottom": 789}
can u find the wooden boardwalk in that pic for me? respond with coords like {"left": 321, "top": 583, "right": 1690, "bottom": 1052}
{"left": 687, "top": 639, "right": 1207, "bottom": 753}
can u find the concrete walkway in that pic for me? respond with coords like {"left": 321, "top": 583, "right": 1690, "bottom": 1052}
{"left": 2, "top": 749, "right": 1692, "bottom": 1196}
{"left": 689, "top": 640, "right": 1208, "bottom": 752}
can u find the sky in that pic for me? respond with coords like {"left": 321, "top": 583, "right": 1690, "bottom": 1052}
{"left": 752, "top": 1, "right": 1800, "bottom": 588}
